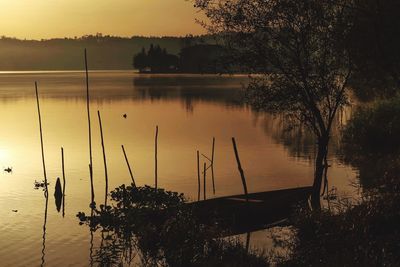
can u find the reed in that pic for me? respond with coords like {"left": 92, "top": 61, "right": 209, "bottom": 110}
{"left": 155, "top": 125, "right": 159, "bottom": 189}
{"left": 85, "top": 49, "right": 95, "bottom": 205}
{"left": 97, "top": 110, "right": 109, "bottom": 207}
{"left": 121, "top": 145, "right": 136, "bottom": 187}
{"left": 232, "top": 137, "right": 249, "bottom": 202}
{"left": 35, "top": 82, "right": 48, "bottom": 193}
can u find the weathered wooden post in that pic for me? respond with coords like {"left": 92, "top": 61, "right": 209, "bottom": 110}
{"left": 61, "top": 147, "right": 66, "bottom": 217}
{"left": 121, "top": 145, "right": 136, "bottom": 187}
{"left": 197, "top": 150, "right": 201, "bottom": 201}
{"left": 211, "top": 137, "right": 216, "bottom": 195}
{"left": 232, "top": 137, "right": 249, "bottom": 202}
{"left": 97, "top": 110, "right": 109, "bottom": 207}
{"left": 84, "top": 48, "right": 95, "bottom": 206}
{"left": 155, "top": 125, "right": 159, "bottom": 189}
{"left": 35, "top": 82, "right": 48, "bottom": 193}
{"left": 203, "top": 162, "right": 207, "bottom": 200}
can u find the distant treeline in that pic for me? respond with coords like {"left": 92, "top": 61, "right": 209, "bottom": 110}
{"left": 0, "top": 34, "right": 216, "bottom": 70}
{"left": 133, "top": 44, "right": 226, "bottom": 74}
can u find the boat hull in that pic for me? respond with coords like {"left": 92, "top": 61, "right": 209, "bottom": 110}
{"left": 189, "top": 186, "right": 312, "bottom": 235}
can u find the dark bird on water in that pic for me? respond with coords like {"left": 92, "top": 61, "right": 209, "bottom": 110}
{"left": 123, "top": 114, "right": 127, "bottom": 119}
{"left": 4, "top": 167, "right": 12, "bottom": 173}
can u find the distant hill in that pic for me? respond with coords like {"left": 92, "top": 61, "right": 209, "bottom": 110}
{"left": 0, "top": 34, "right": 213, "bottom": 71}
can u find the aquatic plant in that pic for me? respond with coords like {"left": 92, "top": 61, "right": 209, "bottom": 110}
{"left": 77, "top": 184, "right": 269, "bottom": 267}
{"left": 34, "top": 180, "right": 49, "bottom": 191}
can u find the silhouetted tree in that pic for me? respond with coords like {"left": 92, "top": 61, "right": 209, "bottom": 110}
{"left": 133, "top": 44, "right": 178, "bottom": 73}
{"left": 179, "top": 44, "right": 225, "bottom": 73}
{"left": 348, "top": 0, "right": 400, "bottom": 98}
{"left": 194, "top": 0, "right": 353, "bottom": 208}
{"left": 133, "top": 47, "right": 148, "bottom": 71}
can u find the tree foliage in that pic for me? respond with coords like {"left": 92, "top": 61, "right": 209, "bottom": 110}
{"left": 194, "top": 0, "right": 353, "bottom": 205}
{"left": 195, "top": 0, "right": 352, "bottom": 138}
{"left": 133, "top": 44, "right": 179, "bottom": 73}
{"left": 348, "top": 0, "right": 400, "bottom": 97}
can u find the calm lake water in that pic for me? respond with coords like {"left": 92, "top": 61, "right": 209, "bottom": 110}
{"left": 0, "top": 71, "right": 357, "bottom": 266}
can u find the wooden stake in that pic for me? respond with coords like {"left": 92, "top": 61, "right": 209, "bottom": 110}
{"left": 155, "top": 125, "right": 158, "bottom": 189}
{"left": 197, "top": 150, "right": 200, "bottom": 201}
{"left": 97, "top": 110, "right": 109, "bottom": 207}
{"left": 232, "top": 137, "right": 249, "bottom": 202}
{"left": 121, "top": 145, "right": 136, "bottom": 187}
{"left": 85, "top": 49, "right": 95, "bottom": 205}
{"left": 203, "top": 162, "right": 207, "bottom": 200}
{"left": 211, "top": 137, "right": 216, "bottom": 195}
{"left": 61, "top": 147, "right": 66, "bottom": 218}
{"left": 35, "top": 82, "right": 48, "bottom": 192}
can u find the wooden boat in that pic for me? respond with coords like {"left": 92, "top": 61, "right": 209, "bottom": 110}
{"left": 189, "top": 186, "right": 313, "bottom": 235}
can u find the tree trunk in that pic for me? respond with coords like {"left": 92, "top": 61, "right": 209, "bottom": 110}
{"left": 311, "top": 135, "right": 329, "bottom": 210}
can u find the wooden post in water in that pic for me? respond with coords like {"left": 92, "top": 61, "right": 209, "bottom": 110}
{"left": 197, "top": 150, "right": 201, "bottom": 201}
{"left": 35, "top": 82, "right": 48, "bottom": 193}
{"left": 232, "top": 137, "right": 249, "bottom": 202}
{"left": 121, "top": 145, "right": 136, "bottom": 187}
{"left": 85, "top": 49, "right": 95, "bottom": 206}
{"left": 203, "top": 162, "right": 207, "bottom": 200}
{"left": 211, "top": 137, "right": 216, "bottom": 195}
{"left": 97, "top": 110, "right": 109, "bottom": 207}
{"left": 155, "top": 125, "right": 158, "bottom": 189}
{"left": 61, "top": 147, "right": 66, "bottom": 218}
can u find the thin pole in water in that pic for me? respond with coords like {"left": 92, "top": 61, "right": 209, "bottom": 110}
{"left": 232, "top": 137, "right": 249, "bottom": 202}
{"left": 155, "top": 125, "right": 158, "bottom": 189}
{"left": 121, "top": 145, "right": 136, "bottom": 187}
{"left": 203, "top": 162, "right": 207, "bottom": 200}
{"left": 211, "top": 137, "right": 216, "bottom": 195}
{"left": 84, "top": 48, "right": 95, "bottom": 206}
{"left": 97, "top": 110, "right": 109, "bottom": 207}
{"left": 197, "top": 150, "right": 201, "bottom": 201}
{"left": 35, "top": 82, "right": 48, "bottom": 193}
{"left": 61, "top": 147, "right": 66, "bottom": 218}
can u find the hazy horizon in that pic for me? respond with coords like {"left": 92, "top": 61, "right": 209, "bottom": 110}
{"left": 0, "top": 0, "right": 206, "bottom": 39}
{"left": 0, "top": 33, "right": 209, "bottom": 41}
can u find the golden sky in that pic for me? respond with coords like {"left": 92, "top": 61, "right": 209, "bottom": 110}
{"left": 0, "top": 0, "right": 206, "bottom": 39}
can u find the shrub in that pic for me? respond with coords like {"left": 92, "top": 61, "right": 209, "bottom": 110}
{"left": 278, "top": 180, "right": 400, "bottom": 266}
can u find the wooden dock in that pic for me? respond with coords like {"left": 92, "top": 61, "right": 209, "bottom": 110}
{"left": 189, "top": 186, "right": 312, "bottom": 235}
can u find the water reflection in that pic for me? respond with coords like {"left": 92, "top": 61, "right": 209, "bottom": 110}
{"left": 132, "top": 75, "right": 246, "bottom": 112}
{"left": 0, "top": 72, "right": 357, "bottom": 266}
{"left": 41, "top": 190, "right": 48, "bottom": 267}
{"left": 78, "top": 185, "right": 273, "bottom": 267}
{"left": 0, "top": 72, "right": 247, "bottom": 105}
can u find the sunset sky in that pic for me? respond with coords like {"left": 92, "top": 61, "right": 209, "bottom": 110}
{"left": 0, "top": 0, "right": 206, "bottom": 39}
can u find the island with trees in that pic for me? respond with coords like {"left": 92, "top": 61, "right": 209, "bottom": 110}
{"left": 133, "top": 43, "right": 226, "bottom": 74}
